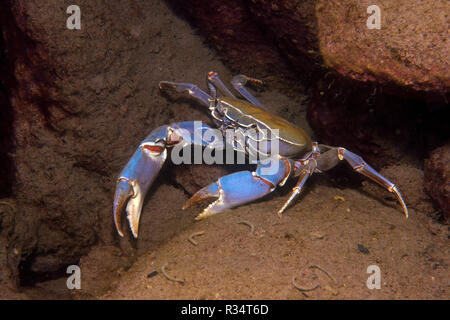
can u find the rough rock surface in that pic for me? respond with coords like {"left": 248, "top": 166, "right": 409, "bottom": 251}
{"left": 174, "top": 0, "right": 450, "bottom": 94}
{"left": 74, "top": 245, "right": 132, "bottom": 298}
{"left": 425, "top": 144, "right": 450, "bottom": 220}
{"left": 168, "top": 0, "right": 317, "bottom": 89}
{"left": 315, "top": 0, "right": 449, "bottom": 93}
{"left": 0, "top": 0, "right": 234, "bottom": 292}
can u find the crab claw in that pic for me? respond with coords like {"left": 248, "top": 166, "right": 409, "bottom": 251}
{"left": 113, "top": 179, "right": 134, "bottom": 237}
{"left": 113, "top": 129, "right": 168, "bottom": 238}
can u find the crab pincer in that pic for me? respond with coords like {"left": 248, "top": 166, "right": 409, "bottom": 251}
{"left": 113, "top": 131, "right": 168, "bottom": 237}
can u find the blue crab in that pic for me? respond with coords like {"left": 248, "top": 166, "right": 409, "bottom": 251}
{"left": 113, "top": 72, "right": 408, "bottom": 238}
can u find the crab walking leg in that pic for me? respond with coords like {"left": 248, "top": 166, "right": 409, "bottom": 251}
{"left": 159, "top": 81, "right": 212, "bottom": 107}
{"left": 113, "top": 121, "right": 216, "bottom": 238}
{"left": 277, "top": 160, "right": 317, "bottom": 216}
{"left": 338, "top": 148, "right": 408, "bottom": 217}
{"left": 316, "top": 146, "right": 408, "bottom": 218}
{"left": 231, "top": 74, "right": 266, "bottom": 109}
{"left": 207, "top": 71, "right": 236, "bottom": 98}
{"left": 183, "top": 156, "right": 292, "bottom": 220}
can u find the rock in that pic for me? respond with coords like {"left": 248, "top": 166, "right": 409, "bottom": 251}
{"left": 424, "top": 145, "right": 450, "bottom": 220}
{"left": 309, "top": 231, "right": 325, "bottom": 240}
{"left": 305, "top": 0, "right": 449, "bottom": 165}
{"left": 315, "top": 0, "right": 449, "bottom": 93}
{"left": 0, "top": 199, "right": 32, "bottom": 294}
{"left": 0, "top": 0, "right": 234, "bottom": 291}
{"left": 167, "top": 0, "right": 294, "bottom": 84}
{"left": 175, "top": 0, "right": 449, "bottom": 94}
{"left": 76, "top": 245, "right": 132, "bottom": 298}
{"left": 357, "top": 244, "right": 370, "bottom": 255}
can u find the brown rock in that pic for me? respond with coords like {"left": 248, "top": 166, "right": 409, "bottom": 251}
{"left": 0, "top": 0, "right": 235, "bottom": 291}
{"left": 169, "top": 0, "right": 318, "bottom": 87}
{"left": 176, "top": 0, "right": 449, "bottom": 94}
{"left": 76, "top": 245, "right": 132, "bottom": 297}
{"left": 424, "top": 144, "right": 450, "bottom": 220}
{"left": 316, "top": 0, "right": 449, "bottom": 93}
